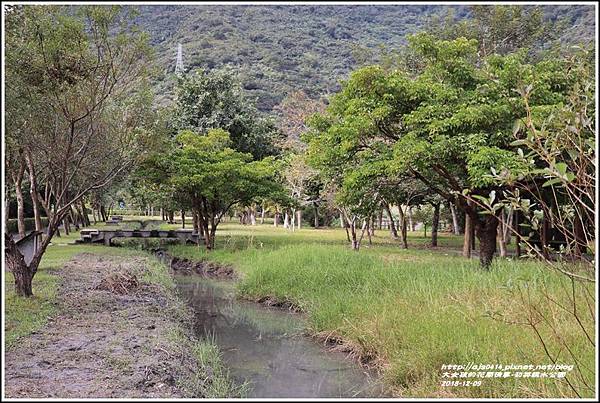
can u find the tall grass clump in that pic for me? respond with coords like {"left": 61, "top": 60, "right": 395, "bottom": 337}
{"left": 235, "top": 244, "right": 594, "bottom": 398}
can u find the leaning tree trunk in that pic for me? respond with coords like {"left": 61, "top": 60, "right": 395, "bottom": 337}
{"left": 431, "top": 202, "right": 440, "bottom": 247}
{"left": 476, "top": 214, "right": 499, "bottom": 269}
{"left": 313, "top": 203, "right": 319, "bottom": 228}
{"left": 384, "top": 203, "right": 399, "bottom": 239}
{"left": 397, "top": 206, "right": 408, "bottom": 249}
{"left": 449, "top": 202, "right": 460, "bottom": 235}
{"left": 5, "top": 233, "right": 33, "bottom": 296}
{"left": 79, "top": 200, "right": 90, "bottom": 227}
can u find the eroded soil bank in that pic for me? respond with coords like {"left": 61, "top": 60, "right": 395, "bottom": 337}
{"left": 4, "top": 252, "right": 220, "bottom": 398}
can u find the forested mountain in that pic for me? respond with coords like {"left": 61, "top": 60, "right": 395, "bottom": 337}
{"left": 132, "top": 4, "right": 595, "bottom": 112}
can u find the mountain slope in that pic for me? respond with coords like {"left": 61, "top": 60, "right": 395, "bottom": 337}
{"left": 132, "top": 4, "right": 595, "bottom": 112}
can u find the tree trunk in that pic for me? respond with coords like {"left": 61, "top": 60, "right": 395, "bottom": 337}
{"left": 168, "top": 210, "right": 174, "bottom": 224}
{"left": 63, "top": 216, "right": 70, "bottom": 235}
{"left": 70, "top": 207, "right": 80, "bottom": 231}
{"left": 15, "top": 180, "right": 26, "bottom": 238}
{"left": 541, "top": 216, "right": 550, "bottom": 259}
{"left": 250, "top": 207, "right": 256, "bottom": 226}
{"left": 463, "top": 210, "right": 472, "bottom": 258}
{"left": 352, "top": 219, "right": 368, "bottom": 251}
{"left": 340, "top": 211, "right": 351, "bottom": 243}
{"left": 181, "top": 210, "right": 186, "bottom": 229}
{"left": 313, "top": 203, "right": 319, "bottom": 228}
{"left": 296, "top": 209, "right": 302, "bottom": 230}
{"left": 384, "top": 203, "right": 398, "bottom": 239}
{"left": 476, "top": 214, "right": 499, "bottom": 269}
{"left": 260, "top": 207, "right": 265, "bottom": 224}
{"left": 80, "top": 200, "right": 90, "bottom": 227}
{"left": 25, "top": 151, "right": 43, "bottom": 232}
{"left": 431, "top": 202, "right": 440, "bottom": 247}
{"left": 471, "top": 220, "right": 476, "bottom": 251}
{"left": 203, "top": 221, "right": 212, "bottom": 250}
{"left": 193, "top": 209, "right": 199, "bottom": 233}
{"left": 408, "top": 206, "right": 415, "bottom": 231}
{"left": 283, "top": 212, "right": 289, "bottom": 228}
{"left": 274, "top": 211, "right": 279, "bottom": 227}
{"left": 397, "top": 206, "right": 408, "bottom": 249}
{"left": 450, "top": 202, "right": 460, "bottom": 235}
{"left": 5, "top": 233, "right": 33, "bottom": 297}
{"left": 4, "top": 193, "right": 10, "bottom": 233}
{"left": 573, "top": 212, "right": 586, "bottom": 257}
{"left": 498, "top": 219, "right": 507, "bottom": 258}
{"left": 348, "top": 218, "right": 361, "bottom": 250}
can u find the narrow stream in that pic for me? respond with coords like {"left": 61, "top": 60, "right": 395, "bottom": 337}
{"left": 174, "top": 275, "right": 387, "bottom": 398}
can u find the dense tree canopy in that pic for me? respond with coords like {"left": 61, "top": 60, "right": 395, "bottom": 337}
{"left": 305, "top": 32, "right": 586, "bottom": 265}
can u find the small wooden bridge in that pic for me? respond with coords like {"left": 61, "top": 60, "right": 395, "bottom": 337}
{"left": 78, "top": 228, "right": 201, "bottom": 246}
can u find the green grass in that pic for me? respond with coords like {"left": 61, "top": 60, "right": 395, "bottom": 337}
{"left": 166, "top": 222, "right": 595, "bottom": 398}
{"left": 7, "top": 220, "right": 593, "bottom": 397}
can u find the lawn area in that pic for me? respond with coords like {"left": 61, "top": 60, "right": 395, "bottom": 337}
{"left": 166, "top": 222, "right": 596, "bottom": 398}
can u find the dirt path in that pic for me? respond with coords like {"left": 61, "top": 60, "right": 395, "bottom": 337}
{"left": 4, "top": 252, "right": 205, "bottom": 398}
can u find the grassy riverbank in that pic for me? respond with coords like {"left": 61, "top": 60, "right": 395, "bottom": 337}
{"left": 166, "top": 222, "right": 595, "bottom": 398}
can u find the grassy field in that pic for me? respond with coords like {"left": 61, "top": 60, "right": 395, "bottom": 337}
{"left": 5, "top": 219, "right": 594, "bottom": 397}
{"left": 165, "top": 221, "right": 596, "bottom": 398}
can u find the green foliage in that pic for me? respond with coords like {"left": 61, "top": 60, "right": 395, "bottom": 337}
{"left": 130, "top": 4, "right": 593, "bottom": 112}
{"left": 170, "top": 129, "right": 279, "bottom": 204}
{"left": 171, "top": 68, "right": 282, "bottom": 159}
{"left": 426, "top": 5, "right": 572, "bottom": 58}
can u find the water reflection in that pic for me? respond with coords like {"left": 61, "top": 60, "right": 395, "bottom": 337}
{"left": 175, "top": 276, "right": 386, "bottom": 398}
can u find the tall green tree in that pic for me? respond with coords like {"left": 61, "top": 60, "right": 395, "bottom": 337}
{"left": 171, "top": 67, "right": 282, "bottom": 159}
{"left": 141, "top": 129, "right": 283, "bottom": 249}
{"left": 306, "top": 33, "right": 579, "bottom": 266}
